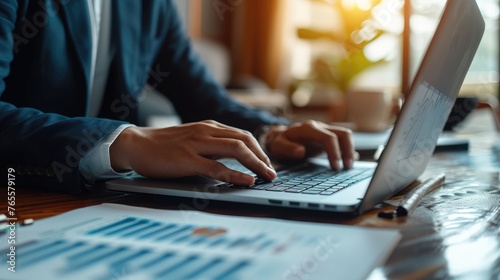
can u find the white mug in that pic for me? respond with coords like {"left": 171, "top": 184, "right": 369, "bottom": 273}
{"left": 347, "top": 90, "right": 401, "bottom": 132}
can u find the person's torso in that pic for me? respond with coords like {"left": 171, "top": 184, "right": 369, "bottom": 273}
{"left": 2, "top": 0, "right": 170, "bottom": 121}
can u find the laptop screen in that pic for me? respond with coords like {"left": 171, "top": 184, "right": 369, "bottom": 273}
{"left": 359, "top": 1, "right": 485, "bottom": 214}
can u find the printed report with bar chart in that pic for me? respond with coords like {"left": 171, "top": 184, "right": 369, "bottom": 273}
{"left": 0, "top": 204, "right": 400, "bottom": 279}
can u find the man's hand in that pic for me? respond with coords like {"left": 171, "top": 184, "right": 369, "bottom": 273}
{"left": 264, "top": 121, "right": 357, "bottom": 170}
{"left": 110, "top": 120, "right": 357, "bottom": 185}
{"left": 110, "top": 120, "right": 276, "bottom": 186}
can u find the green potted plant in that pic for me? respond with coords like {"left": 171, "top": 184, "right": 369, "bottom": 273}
{"left": 291, "top": 0, "right": 400, "bottom": 121}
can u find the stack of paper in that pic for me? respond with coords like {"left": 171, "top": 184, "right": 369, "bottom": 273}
{"left": 0, "top": 204, "right": 400, "bottom": 279}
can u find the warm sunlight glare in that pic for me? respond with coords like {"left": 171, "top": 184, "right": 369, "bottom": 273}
{"left": 342, "top": 0, "right": 373, "bottom": 11}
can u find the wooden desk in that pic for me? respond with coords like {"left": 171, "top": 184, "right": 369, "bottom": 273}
{"left": 3, "top": 111, "right": 500, "bottom": 279}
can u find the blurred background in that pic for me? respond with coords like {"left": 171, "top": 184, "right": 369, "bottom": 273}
{"left": 146, "top": 0, "right": 499, "bottom": 127}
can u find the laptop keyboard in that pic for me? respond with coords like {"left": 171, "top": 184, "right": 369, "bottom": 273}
{"left": 220, "top": 163, "right": 373, "bottom": 196}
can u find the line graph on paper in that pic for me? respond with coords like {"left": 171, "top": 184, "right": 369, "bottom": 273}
{"left": 396, "top": 82, "right": 454, "bottom": 162}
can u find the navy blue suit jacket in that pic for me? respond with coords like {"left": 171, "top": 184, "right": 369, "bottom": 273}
{"left": 0, "top": 0, "right": 287, "bottom": 193}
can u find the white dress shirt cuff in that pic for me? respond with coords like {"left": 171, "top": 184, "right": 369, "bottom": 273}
{"left": 80, "top": 124, "right": 135, "bottom": 183}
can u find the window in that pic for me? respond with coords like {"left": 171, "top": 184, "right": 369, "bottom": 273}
{"left": 289, "top": 0, "right": 499, "bottom": 103}
{"left": 410, "top": 0, "right": 499, "bottom": 99}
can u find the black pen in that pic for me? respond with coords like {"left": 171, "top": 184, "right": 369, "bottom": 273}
{"left": 379, "top": 173, "right": 446, "bottom": 219}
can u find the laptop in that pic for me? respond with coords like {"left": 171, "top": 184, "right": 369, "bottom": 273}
{"left": 106, "top": 0, "right": 485, "bottom": 215}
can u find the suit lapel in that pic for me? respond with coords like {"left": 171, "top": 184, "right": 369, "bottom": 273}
{"left": 60, "top": 0, "right": 92, "bottom": 91}
{"left": 59, "top": 0, "right": 141, "bottom": 115}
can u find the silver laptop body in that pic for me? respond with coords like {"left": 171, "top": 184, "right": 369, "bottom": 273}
{"left": 106, "top": 0, "right": 485, "bottom": 215}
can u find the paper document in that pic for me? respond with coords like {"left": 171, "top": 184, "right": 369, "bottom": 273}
{"left": 354, "top": 130, "right": 469, "bottom": 158}
{"left": 1, "top": 204, "right": 400, "bottom": 280}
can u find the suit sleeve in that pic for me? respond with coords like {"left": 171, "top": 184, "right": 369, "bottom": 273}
{"left": 152, "top": 0, "right": 290, "bottom": 133}
{"left": 0, "top": 1, "right": 128, "bottom": 194}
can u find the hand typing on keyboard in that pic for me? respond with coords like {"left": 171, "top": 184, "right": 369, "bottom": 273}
{"left": 221, "top": 165, "right": 372, "bottom": 196}
{"left": 110, "top": 120, "right": 357, "bottom": 187}
{"left": 262, "top": 121, "right": 358, "bottom": 171}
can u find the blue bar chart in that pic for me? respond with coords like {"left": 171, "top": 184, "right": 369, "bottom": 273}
{"left": 0, "top": 216, "right": 290, "bottom": 279}
{"left": 8, "top": 239, "right": 252, "bottom": 279}
{"left": 0, "top": 204, "right": 401, "bottom": 280}
{"left": 85, "top": 217, "right": 283, "bottom": 253}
